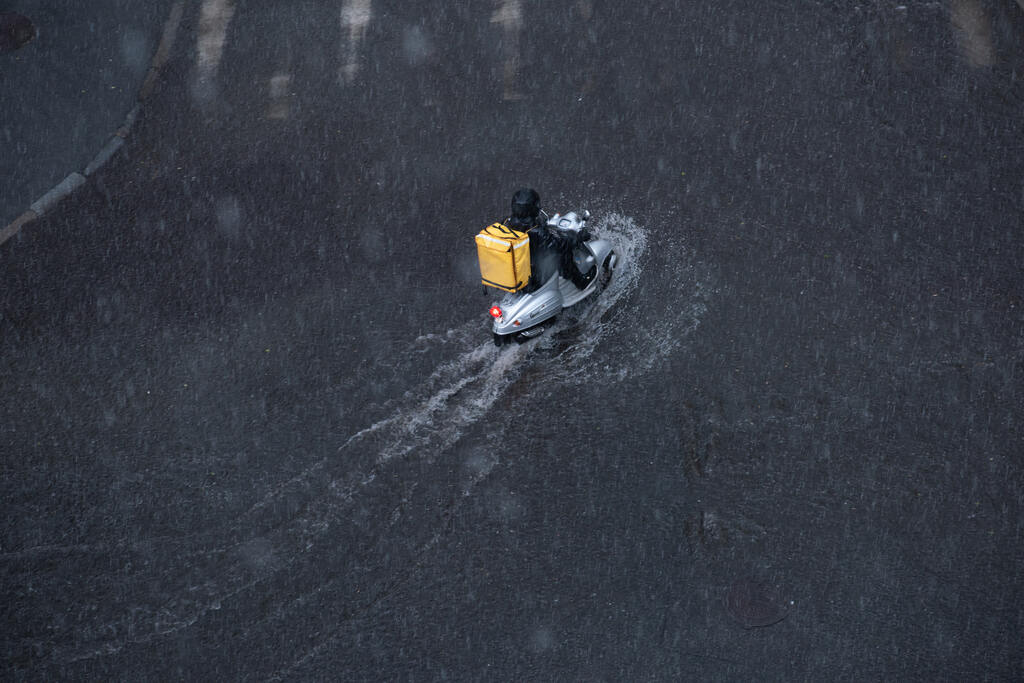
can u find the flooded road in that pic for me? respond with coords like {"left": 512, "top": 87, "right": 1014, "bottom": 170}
{"left": 2, "top": 0, "right": 1022, "bottom": 678}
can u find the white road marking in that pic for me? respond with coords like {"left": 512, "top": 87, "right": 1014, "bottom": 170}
{"left": 339, "top": 0, "right": 372, "bottom": 84}
{"left": 491, "top": 0, "right": 524, "bottom": 100}
{"left": 196, "top": 0, "right": 235, "bottom": 74}
{"left": 194, "top": 0, "right": 235, "bottom": 101}
{"left": 267, "top": 72, "right": 292, "bottom": 119}
{"left": 951, "top": 0, "right": 995, "bottom": 67}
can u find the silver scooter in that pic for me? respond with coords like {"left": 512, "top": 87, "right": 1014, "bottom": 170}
{"left": 489, "top": 210, "right": 617, "bottom": 346}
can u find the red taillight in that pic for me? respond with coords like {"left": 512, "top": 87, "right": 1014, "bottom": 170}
{"left": 489, "top": 306, "right": 502, "bottom": 319}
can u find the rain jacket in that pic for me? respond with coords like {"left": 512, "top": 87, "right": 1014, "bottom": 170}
{"left": 507, "top": 214, "right": 587, "bottom": 289}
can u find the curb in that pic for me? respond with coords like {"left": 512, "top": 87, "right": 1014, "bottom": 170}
{"left": 29, "top": 172, "right": 86, "bottom": 215}
{"left": 0, "top": 0, "right": 185, "bottom": 249}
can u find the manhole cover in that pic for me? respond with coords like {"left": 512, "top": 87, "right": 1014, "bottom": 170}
{"left": 725, "top": 578, "right": 789, "bottom": 629}
{"left": 0, "top": 12, "right": 36, "bottom": 53}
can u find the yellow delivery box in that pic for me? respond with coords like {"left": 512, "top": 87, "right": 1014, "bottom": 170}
{"left": 475, "top": 223, "right": 532, "bottom": 292}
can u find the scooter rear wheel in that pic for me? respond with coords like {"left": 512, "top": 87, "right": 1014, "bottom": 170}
{"left": 514, "top": 318, "right": 554, "bottom": 343}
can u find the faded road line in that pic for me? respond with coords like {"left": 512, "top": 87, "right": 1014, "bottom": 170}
{"left": 491, "top": 0, "right": 524, "bottom": 100}
{"left": 339, "top": 0, "right": 372, "bottom": 84}
{"left": 193, "top": 0, "right": 236, "bottom": 102}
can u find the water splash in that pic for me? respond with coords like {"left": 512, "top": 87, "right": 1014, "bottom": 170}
{"left": 532, "top": 212, "right": 712, "bottom": 383}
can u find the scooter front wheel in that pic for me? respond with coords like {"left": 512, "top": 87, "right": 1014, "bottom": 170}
{"left": 598, "top": 251, "right": 616, "bottom": 290}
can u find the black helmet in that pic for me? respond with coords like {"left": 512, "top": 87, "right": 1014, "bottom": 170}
{"left": 510, "top": 188, "right": 541, "bottom": 220}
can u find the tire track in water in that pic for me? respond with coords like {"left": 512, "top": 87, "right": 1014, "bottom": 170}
{"left": 37, "top": 212, "right": 714, "bottom": 668}
{"left": 44, "top": 336, "right": 525, "bottom": 666}
{"left": 268, "top": 212, "right": 718, "bottom": 677}
{"left": 249, "top": 212, "right": 655, "bottom": 523}
{"left": 125, "top": 215, "right": 656, "bottom": 663}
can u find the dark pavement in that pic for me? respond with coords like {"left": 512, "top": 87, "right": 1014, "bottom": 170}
{"left": 2, "top": 0, "right": 1023, "bottom": 679}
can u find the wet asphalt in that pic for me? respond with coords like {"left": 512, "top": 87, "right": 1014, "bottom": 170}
{"left": 2, "top": 0, "right": 1023, "bottom": 679}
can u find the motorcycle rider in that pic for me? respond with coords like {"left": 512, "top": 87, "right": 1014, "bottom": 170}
{"left": 506, "top": 188, "right": 592, "bottom": 290}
